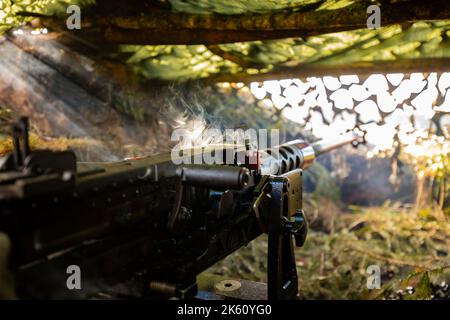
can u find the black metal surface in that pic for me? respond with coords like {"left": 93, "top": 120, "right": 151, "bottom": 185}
{"left": 267, "top": 170, "right": 303, "bottom": 300}
{"left": 0, "top": 117, "right": 357, "bottom": 300}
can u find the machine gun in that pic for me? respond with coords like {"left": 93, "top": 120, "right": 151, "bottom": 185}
{"left": 0, "top": 117, "right": 362, "bottom": 300}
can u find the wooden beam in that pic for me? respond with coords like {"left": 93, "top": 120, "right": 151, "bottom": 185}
{"left": 205, "top": 58, "right": 450, "bottom": 83}
{"left": 37, "top": 0, "right": 450, "bottom": 45}
{"left": 206, "top": 45, "right": 265, "bottom": 69}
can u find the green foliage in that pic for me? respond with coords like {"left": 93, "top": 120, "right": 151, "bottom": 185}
{"left": 304, "top": 162, "right": 341, "bottom": 202}
{"left": 0, "top": 0, "right": 95, "bottom": 33}
{"left": 169, "top": 0, "right": 326, "bottom": 15}
{"left": 0, "top": 0, "right": 41, "bottom": 33}
{"left": 400, "top": 136, "right": 450, "bottom": 211}
{"left": 43, "top": 0, "right": 95, "bottom": 16}
{"left": 120, "top": 45, "right": 242, "bottom": 81}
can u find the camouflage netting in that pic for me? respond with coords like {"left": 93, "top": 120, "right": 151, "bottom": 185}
{"left": 1, "top": 1, "right": 450, "bottom": 81}
{"left": 118, "top": 21, "right": 450, "bottom": 81}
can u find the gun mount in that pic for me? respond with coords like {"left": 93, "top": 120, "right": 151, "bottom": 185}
{"left": 0, "top": 118, "right": 363, "bottom": 300}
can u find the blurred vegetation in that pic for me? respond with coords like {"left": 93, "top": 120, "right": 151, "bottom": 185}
{"left": 0, "top": 105, "right": 13, "bottom": 130}
{"left": 304, "top": 162, "right": 341, "bottom": 203}
{"left": 208, "top": 201, "right": 450, "bottom": 299}
{"left": 400, "top": 136, "right": 450, "bottom": 214}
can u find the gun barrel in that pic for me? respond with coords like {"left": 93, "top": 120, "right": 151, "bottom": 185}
{"left": 311, "top": 131, "right": 359, "bottom": 156}
{"left": 260, "top": 132, "right": 358, "bottom": 175}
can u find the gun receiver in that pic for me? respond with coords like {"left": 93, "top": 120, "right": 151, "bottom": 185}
{"left": 0, "top": 118, "right": 362, "bottom": 300}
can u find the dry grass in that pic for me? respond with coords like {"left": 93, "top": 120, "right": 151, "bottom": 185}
{"left": 207, "top": 201, "right": 450, "bottom": 299}
{"left": 0, "top": 133, "right": 105, "bottom": 157}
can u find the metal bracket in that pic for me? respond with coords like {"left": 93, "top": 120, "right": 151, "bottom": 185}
{"left": 267, "top": 169, "right": 307, "bottom": 300}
